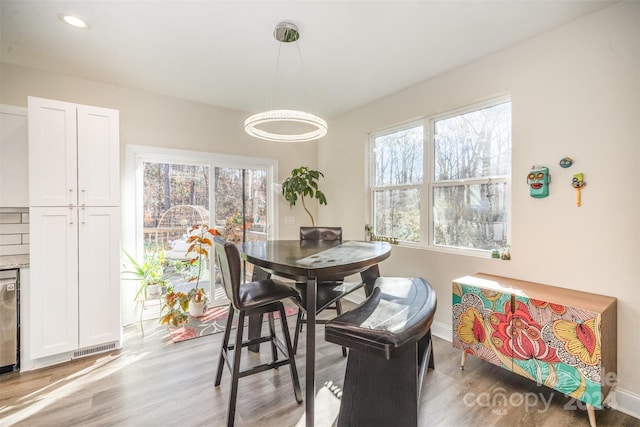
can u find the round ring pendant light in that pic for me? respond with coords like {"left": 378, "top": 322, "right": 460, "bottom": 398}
{"left": 244, "top": 22, "right": 327, "bottom": 143}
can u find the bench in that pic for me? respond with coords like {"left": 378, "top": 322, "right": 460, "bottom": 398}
{"left": 325, "top": 276, "right": 437, "bottom": 427}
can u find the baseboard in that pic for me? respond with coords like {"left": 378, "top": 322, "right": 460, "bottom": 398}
{"left": 609, "top": 388, "right": 640, "bottom": 420}
{"left": 430, "top": 320, "right": 450, "bottom": 342}
{"left": 429, "top": 321, "right": 640, "bottom": 420}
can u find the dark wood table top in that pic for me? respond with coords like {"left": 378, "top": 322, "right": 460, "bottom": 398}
{"left": 240, "top": 240, "right": 392, "bottom": 281}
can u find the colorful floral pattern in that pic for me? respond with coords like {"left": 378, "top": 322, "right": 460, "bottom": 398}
{"left": 542, "top": 317, "right": 602, "bottom": 383}
{"left": 490, "top": 301, "right": 560, "bottom": 363}
{"left": 453, "top": 282, "right": 604, "bottom": 407}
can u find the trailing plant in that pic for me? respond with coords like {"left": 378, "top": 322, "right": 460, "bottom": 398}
{"left": 281, "top": 166, "right": 327, "bottom": 226}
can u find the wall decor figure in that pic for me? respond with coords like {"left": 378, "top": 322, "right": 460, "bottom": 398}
{"left": 559, "top": 157, "right": 574, "bottom": 168}
{"left": 572, "top": 173, "right": 586, "bottom": 207}
{"left": 527, "top": 165, "right": 550, "bottom": 198}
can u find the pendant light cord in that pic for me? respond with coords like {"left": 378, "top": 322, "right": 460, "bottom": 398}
{"left": 295, "top": 40, "right": 321, "bottom": 116}
{"left": 268, "top": 38, "right": 319, "bottom": 115}
{"left": 268, "top": 42, "right": 283, "bottom": 111}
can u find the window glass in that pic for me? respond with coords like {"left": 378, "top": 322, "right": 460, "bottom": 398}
{"left": 373, "top": 126, "right": 423, "bottom": 186}
{"left": 434, "top": 102, "right": 511, "bottom": 180}
{"left": 432, "top": 181, "right": 508, "bottom": 249}
{"left": 373, "top": 188, "right": 420, "bottom": 243}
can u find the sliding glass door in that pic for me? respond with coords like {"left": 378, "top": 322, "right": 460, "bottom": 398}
{"left": 213, "top": 166, "right": 268, "bottom": 283}
{"left": 141, "top": 160, "right": 213, "bottom": 300}
{"left": 126, "top": 146, "right": 277, "bottom": 316}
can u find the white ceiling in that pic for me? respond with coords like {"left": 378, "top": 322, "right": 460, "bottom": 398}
{"left": 1, "top": 1, "right": 616, "bottom": 119}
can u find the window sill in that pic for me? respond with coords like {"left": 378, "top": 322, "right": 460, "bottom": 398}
{"left": 394, "top": 241, "right": 496, "bottom": 259}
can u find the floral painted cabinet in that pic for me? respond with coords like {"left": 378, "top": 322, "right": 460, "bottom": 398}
{"left": 452, "top": 274, "right": 617, "bottom": 425}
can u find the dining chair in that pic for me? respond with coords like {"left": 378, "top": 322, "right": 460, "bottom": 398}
{"left": 213, "top": 237, "right": 303, "bottom": 427}
{"left": 293, "top": 226, "right": 365, "bottom": 357}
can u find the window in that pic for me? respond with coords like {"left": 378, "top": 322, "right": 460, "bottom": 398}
{"left": 371, "top": 124, "right": 423, "bottom": 243}
{"left": 370, "top": 98, "right": 511, "bottom": 252}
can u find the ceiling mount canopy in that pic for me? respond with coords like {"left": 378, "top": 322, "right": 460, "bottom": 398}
{"left": 244, "top": 21, "right": 327, "bottom": 143}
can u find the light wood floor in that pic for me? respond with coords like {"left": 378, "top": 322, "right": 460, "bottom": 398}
{"left": 1, "top": 309, "right": 638, "bottom": 427}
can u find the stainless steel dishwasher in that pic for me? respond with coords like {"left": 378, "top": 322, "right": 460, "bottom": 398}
{"left": 0, "top": 268, "right": 19, "bottom": 373}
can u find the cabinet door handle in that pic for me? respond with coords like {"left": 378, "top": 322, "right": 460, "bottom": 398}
{"left": 69, "top": 188, "right": 74, "bottom": 206}
{"left": 81, "top": 206, "right": 86, "bottom": 224}
{"left": 81, "top": 188, "right": 85, "bottom": 205}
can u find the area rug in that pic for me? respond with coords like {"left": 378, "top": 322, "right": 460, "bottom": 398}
{"left": 294, "top": 381, "right": 342, "bottom": 427}
{"left": 168, "top": 304, "right": 299, "bottom": 343}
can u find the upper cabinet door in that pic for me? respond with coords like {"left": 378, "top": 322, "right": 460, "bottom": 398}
{"left": 28, "top": 97, "right": 120, "bottom": 207}
{"left": 28, "top": 97, "right": 77, "bottom": 207}
{"left": 77, "top": 105, "right": 120, "bottom": 206}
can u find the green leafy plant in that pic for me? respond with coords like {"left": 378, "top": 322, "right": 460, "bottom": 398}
{"left": 281, "top": 166, "right": 327, "bottom": 226}
{"left": 121, "top": 250, "right": 171, "bottom": 300}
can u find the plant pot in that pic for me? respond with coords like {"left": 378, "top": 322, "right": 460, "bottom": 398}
{"left": 147, "top": 284, "right": 163, "bottom": 298}
{"left": 188, "top": 300, "right": 207, "bottom": 317}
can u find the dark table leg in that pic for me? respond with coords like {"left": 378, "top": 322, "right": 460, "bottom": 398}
{"left": 360, "top": 264, "right": 381, "bottom": 297}
{"left": 305, "top": 276, "right": 317, "bottom": 427}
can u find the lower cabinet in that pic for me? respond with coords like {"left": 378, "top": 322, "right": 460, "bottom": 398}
{"left": 29, "top": 206, "right": 121, "bottom": 359}
{"left": 452, "top": 273, "right": 616, "bottom": 425}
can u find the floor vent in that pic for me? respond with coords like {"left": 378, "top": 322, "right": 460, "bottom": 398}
{"left": 73, "top": 342, "right": 117, "bottom": 359}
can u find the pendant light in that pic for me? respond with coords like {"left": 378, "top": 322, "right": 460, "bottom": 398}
{"left": 244, "top": 22, "right": 328, "bottom": 143}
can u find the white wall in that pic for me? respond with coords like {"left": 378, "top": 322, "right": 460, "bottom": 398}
{"left": 319, "top": 0, "right": 640, "bottom": 414}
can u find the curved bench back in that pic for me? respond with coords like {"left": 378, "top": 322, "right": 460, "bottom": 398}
{"left": 325, "top": 276, "right": 437, "bottom": 359}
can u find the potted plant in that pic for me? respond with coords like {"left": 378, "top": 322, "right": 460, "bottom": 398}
{"left": 281, "top": 166, "right": 327, "bottom": 226}
{"left": 160, "top": 289, "right": 189, "bottom": 327}
{"left": 122, "top": 250, "right": 170, "bottom": 300}
{"left": 183, "top": 224, "right": 219, "bottom": 317}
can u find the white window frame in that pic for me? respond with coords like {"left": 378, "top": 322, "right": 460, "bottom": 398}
{"left": 369, "top": 96, "right": 511, "bottom": 255}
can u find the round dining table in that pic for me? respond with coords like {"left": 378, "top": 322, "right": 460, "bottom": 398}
{"left": 241, "top": 239, "right": 391, "bottom": 427}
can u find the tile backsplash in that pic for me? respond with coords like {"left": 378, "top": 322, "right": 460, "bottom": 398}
{"left": 0, "top": 207, "right": 29, "bottom": 256}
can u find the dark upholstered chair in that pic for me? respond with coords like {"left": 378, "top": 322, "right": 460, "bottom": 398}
{"left": 213, "top": 237, "right": 302, "bottom": 427}
{"left": 293, "top": 226, "right": 365, "bottom": 357}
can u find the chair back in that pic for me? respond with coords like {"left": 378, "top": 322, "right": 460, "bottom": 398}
{"left": 299, "top": 226, "right": 342, "bottom": 242}
{"left": 214, "top": 237, "right": 243, "bottom": 310}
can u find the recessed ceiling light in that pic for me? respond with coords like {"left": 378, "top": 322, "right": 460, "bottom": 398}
{"left": 60, "top": 14, "right": 89, "bottom": 29}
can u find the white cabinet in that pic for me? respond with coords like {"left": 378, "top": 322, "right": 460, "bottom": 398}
{"left": 0, "top": 105, "right": 28, "bottom": 207}
{"left": 28, "top": 97, "right": 121, "bottom": 360}
{"left": 77, "top": 206, "right": 121, "bottom": 347}
{"left": 28, "top": 97, "right": 119, "bottom": 207}
{"left": 29, "top": 207, "right": 79, "bottom": 357}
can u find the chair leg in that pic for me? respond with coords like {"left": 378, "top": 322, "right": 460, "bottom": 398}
{"left": 227, "top": 310, "right": 245, "bottom": 427}
{"left": 335, "top": 300, "right": 348, "bottom": 357}
{"left": 215, "top": 304, "right": 235, "bottom": 386}
{"left": 279, "top": 304, "right": 303, "bottom": 404}
{"left": 267, "top": 312, "right": 278, "bottom": 363}
{"left": 293, "top": 309, "right": 304, "bottom": 355}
